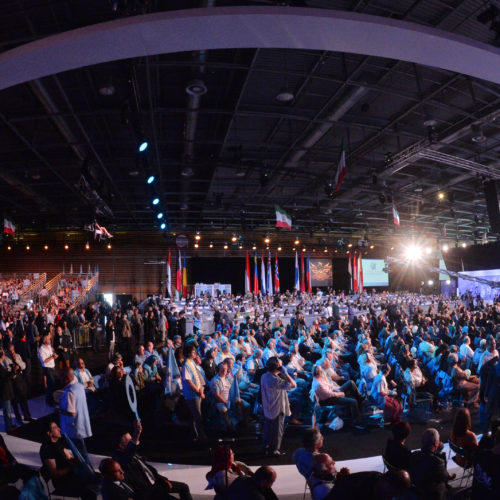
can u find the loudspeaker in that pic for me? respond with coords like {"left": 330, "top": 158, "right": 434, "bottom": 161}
{"left": 484, "top": 180, "right": 500, "bottom": 233}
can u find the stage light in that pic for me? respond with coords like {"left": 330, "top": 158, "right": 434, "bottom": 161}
{"left": 292, "top": 247, "right": 296, "bottom": 251}
{"left": 266, "top": 246, "right": 270, "bottom": 250}
{"left": 264, "top": 236, "right": 270, "bottom": 244}
{"left": 223, "top": 243, "right": 228, "bottom": 250}
{"left": 461, "top": 242, "right": 467, "bottom": 248}
{"left": 294, "top": 238, "right": 300, "bottom": 245}
{"left": 428, "top": 279, "right": 434, "bottom": 286}
{"left": 278, "top": 246, "right": 282, "bottom": 251}
{"left": 231, "top": 235, "right": 238, "bottom": 242}
{"left": 7, "top": 246, "right": 11, "bottom": 251}
{"left": 64, "top": 244, "right": 69, "bottom": 250}
{"left": 152, "top": 198, "right": 159, "bottom": 205}
{"left": 370, "top": 245, "right": 375, "bottom": 250}
{"left": 438, "top": 191, "right": 445, "bottom": 200}
{"left": 347, "top": 243, "right": 352, "bottom": 248}
{"left": 147, "top": 175, "right": 155, "bottom": 185}
{"left": 138, "top": 141, "right": 148, "bottom": 152}
{"left": 252, "top": 244, "right": 257, "bottom": 250}
{"left": 85, "top": 242, "right": 90, "bottom": 250}
{"left": 209, "top": 242, "right": 214, "bottom": 248}
{"left": 446, "top": 279, "right": 451, "bottom": 285}
{"left": 107, "top": 243, "right": 112, "bottom": 250}
{"left": 404, "top": 245, "right": 421, "bottom": 261}
{"left": 239, "top": 244, "right": 243, "bottom": 249}
{"left": 302, "top": 248, "right": 306, "bottom": 252}
{"left": 26, "top": 245, "right": 30, "bottom": 251}
{"left": 194, "top": 243, "right": 199, "bottom": 249}
{"left": 195, "top": 233, "right": 201, "bottom": 241}
{"left": 160, "top": 223, "right": 166, "bottom": 230}
{"left": 442, "top": 243, "right": 449, "bottom": 252}
{"left": 324, "top": 248, "right": 328, "bottom": 253}
{"left": 390, "top": 246, "right": 395, "bottom": 250}
{"left": 44, "top": 245, "right": 49, "bottom": 250}
{"left": 157, "top": 212, "right": 163, "bottom": 219}
{"left": 425, "top": 247, "right": 432, "bottom": 255}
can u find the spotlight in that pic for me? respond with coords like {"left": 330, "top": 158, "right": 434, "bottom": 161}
{"left": 438, "top": 191, "right": 445, "bottom": 200}
{"left": 160, "top": 223, "right": 166, "bottom": 230}
{"left": 195, "top": 233, "right": 201, "bottom": 241}
{"left": 239, "top": 244, "right": 243, "bottom": 249}
{"left": 209, "top": 242, "right": 214, "bottom": 248}
{"left": 427, "top": 279, "right": 434, "bottom": 286}
{"left": 194, "top": 243, "right": 199, "bottom": 249}
{"left": 152, "top": 198, "right": 159, "bottom": 205}
{"left": 44, "top": 245, "right": 49, "bottom": 250}
{"left": 390, "top": 246, "right": 395, "bottom": 250}
{"left": 302, "top": 248, "right": 306, "bottom": 252}
{"left": 425, "top": 247, "right": 432, "bottom": 255}
{"left": 231, "top": 235, "right": 238, "bottom": 243}
{"left": 369, "top": 245, "right": 375, "bottom": 250}
{"left": 294, "top": 238, "right": 300, "bottom": 245}
{"left": 147, "top": 175, "right": 155, "bottom": 184}
{"left": 324, "top": 247, "right": 328, "bottom": 253}
{"left": 278, "top": 246, "right": 282, "bottom": 251}
{"left": 446, "top": 279, "right": 451, "bottom": 285}
{"left": 7, "top": 246, "right": 11, "bottom": 251}
{"left": 252, "top": 244, "right": 257, "bottom": 250}
{"left": 461, "top": 242, "right": 467, "bottom": 248}
{"left": 107, "top": 243, "right": 112, "bottom": 250}
{"left": 347, "top": 243, "right": 352, "bottom": 248}
{"left": 26, "top": 245, "right": 30, "bottom": 251}
{"left": 64, "top": 244, "right": 69, "bottom": 250}
{"left": 223, "top": 243, "right": 228, "bottom": 250}
{"left": 85, "top": 242, "right": 90, "bottom": 250}
{"left": 442, "top": 243, "right": 449, "bottom": 252}
{"left": 404, "top": 245, "right": 421, "bottom": 261}
{"left": 138, "top": 141, "right": 148, "bottom": 152}
{"left": 157, "top": 212, "right": 163, "bottom": 219}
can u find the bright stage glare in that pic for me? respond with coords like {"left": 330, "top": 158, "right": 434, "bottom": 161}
{"left": 152, "top": 198, "right": 159, "bottom": 205}
{"left": 425, "top": 247, "right": 432, "bottom": 255}
{"left": 461, "top": 242, "right": 467, "bottom": 248}
{"left": 442, "top": 244, "right": 449, "bottom": 252}
{"left": 428, "top": 280, "right": 434, "bottom": 286}
{"left": 157, "top": 212, "right": 163, "bottom": 219}
{"left": 446, "top": 280, "right": 451, "bottom": 285}
{"left": 138, "top": 141, "right": 148, "bottom": 152}
{"left": 147, "top": 175, "right": 155, "bottom": 184}
{"left": 405, "top": 245, "right": 421, "bottom": 261}
{"left": 160, "top": 223, "right": 166, "bottom": 230}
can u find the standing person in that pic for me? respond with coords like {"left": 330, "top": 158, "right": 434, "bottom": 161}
{"left": 14, "top": 330, "right": 32, "bottom": 387}
{"left": 106, "top": 318, "right": 116, "bottom": 360}
{"left": 6, "top": 344, "right": 33, "bottom": 424}
{"left": 38, "top": 335, "right": 57, "bottom": 407}
{"left": 0, "top": 349, "right": 15, "bottom": 432}
{"left": 177, "top": 311, "right": 187, "bottom": 341}
{"left": 181, "top": 344, "right": 207, "bottom": 442}
{"left": 59, "top": 368, "right": 92, "bottom": 465}
{"left": 54, "top": 325, "right": 71, "bottom": 370}
{"left": 260, "top": 356, "right": 296, "bottom": 457}
{"left": 121, "top": 314, "right": 132, "bottom": 362}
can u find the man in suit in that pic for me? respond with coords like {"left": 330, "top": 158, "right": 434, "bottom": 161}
{"left": 112, "top": 420, "right": 192, "bottom": 500}
{"left": 409, "top": 428, "right": 456, "bottom": 500}
{"left": 100, "top": 458, "right": 136, "bottom": 500}
{"left": 0, "top": 349, "right": 15, "bottom": 432}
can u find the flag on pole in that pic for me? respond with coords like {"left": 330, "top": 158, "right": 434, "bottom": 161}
{"left": 253, "top": 251, "right": 259, "bottom": 294}
{"left": 334, "top": 139, "right": 347, "bottom": 192}
{"left": 348, "top": 253, "right": 353, "bottom": 293}
{"left": 275, "top": 205, "right": 292, "bottom": 230}
{"left": 358, "top": 254, "right": 364, "bottom": 293}
{"left": 261, "top": 253, "right": 267, "bottom": 294}
{"left": 182, "top": 252, "right": 187, "bottom": 298}
{"left": 245, "top": 250, "right": 251, "bottom": 293}
{"left": 267, "top": 252, "right": 273, "bottom": 295}
{"left": 392, "top": 205, "right": 400, "bottom": 226}
{"left": 70, "top": 263, "right": 73, "bottom": 275}
{"left": 228, "top": 371, "right": 241, "bottom": 411}
{"left": 3, "top": 218, "right": 15, "bottom": 235}
{"left": 353, "top": 253, "right": 358, "bottom": 293}
{"left": 164, "top": 347, "right": 180, "bottom": 395}
{"left": 166, "top": 249, "right": 172, "bottom": 298}
{"left": 274, "top": 253, "right": 280, "bottom": 293}
{"left": 294, "top": 251, "right": 300, "bottom": 291}
{"left": 482, "top": 232, "right": 488, "bottom": 245}
{"left": 306, "top": 255, "right": 312, "bottom": 293}
{"left": 300, "top": 251, "right": 305, "bottom": 293}
{"left": 176, "top": 250, "right": 182, "bottom": 299}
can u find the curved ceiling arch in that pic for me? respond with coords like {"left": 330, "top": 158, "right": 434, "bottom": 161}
{"left": 1, "top": 6, "right": 500, "bottom": 91}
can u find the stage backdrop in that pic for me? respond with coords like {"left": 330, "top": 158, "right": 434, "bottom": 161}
{"left": 310, "top": 259, "right": 333, "bottom": 287}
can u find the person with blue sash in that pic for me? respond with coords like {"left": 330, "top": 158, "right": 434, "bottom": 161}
{"left": 59, "top": 368, "right": 93, "bottom": 466}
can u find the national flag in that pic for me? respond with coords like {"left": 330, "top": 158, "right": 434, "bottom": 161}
{"left": 392, "top": 205, "right": 400, "bottom": 226}
{"left": 294, "top": 251, "right": 300, "bottom": 291}
{"left": 274, "top": 253, "right": 280, "bottom": 293}
{"left": 245, "top": 250, "right": 251, "bottom": 293}
{"left": 261, "top": 253, "right": 267, "bottom": 294}
{"left": 228, "top": 372, "right": 241, "bottom": 410}
{"left": 347, "top": 253, "right": 353, "bottom": 293}
{"left": 166, "top": 249, "right": 172, "bottom": 298}
{"left": 353, "top": 252, "right": 358, "bottom": 293}
{"left": 461, "top": 258, "right": 465, "bottom": 273}
{"left": 3, "top": 218, "right": 15, "bottom": 235}
{"left": 176, "top": 250, "right": 182, "bottom": 299}
{"left": 267, "top": 252, "right": 273, "bottom": 295}
{"left": 300, "top": 251, "right": 305, "bottom": 293}
{"left": 358, "top": 254, "right": 364, "bottom": 293}
{"left": 182, "top": 252, "right": 187, "bottom": 298}
{"left": 334, "top": 139, "right": 347, "bottom": 192}
{"left": 164, "top": 347, "right": 180, "bottom": 395}
{"left": 253, "top": 251, "right": 259, "bottom": 294}
{"left": 306, "top": 255, "right": 311, "bottom": 293}
{"left": 482, "top": 232, "right": 488, "bottom": 245}
{"left": 275, "top": 205, "right": 292, "bottom": 230}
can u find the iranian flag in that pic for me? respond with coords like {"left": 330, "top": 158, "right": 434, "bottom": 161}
{"left": 3, "top": 218, "right": 15, "bottom": 235}
{"left": 275, "top": 205, "right": 292, "bottom": 230}
{"left": 392, "top": 205, "right": 400, "bottom": 226}
{"left": 176, "top": 250, "right": 182, "bottom": 299}
{"left": 166, "top": 249, "right": 172, "bottom": 298}
{"left": 334, "top": 140, "right": 346, "bottom": 192}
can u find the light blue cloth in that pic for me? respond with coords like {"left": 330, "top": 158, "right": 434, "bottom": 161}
{"left": 60, "top": 380, "right": 92, "bottom": 439}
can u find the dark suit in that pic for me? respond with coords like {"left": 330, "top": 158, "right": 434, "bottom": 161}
{"left": 102, "top": 477, "right": 136, "bottom": 500}
{"left": 409, "top": 449, "right": 450, "bottom": 500}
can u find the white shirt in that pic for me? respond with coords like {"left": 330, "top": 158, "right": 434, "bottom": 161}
{"left": 459, "top": 343, "right": 474, "bottom": 361}
{"left": 38, "top": 344, "right": 55, "bottom": 368}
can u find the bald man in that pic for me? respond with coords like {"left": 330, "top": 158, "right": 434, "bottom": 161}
{"left": 228, "top": 466, "right": 277, "bottom": 500}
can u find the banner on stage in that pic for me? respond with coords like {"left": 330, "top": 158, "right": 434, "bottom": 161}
{"left": 310, "top": 259, "right": 333, "bottom": 287}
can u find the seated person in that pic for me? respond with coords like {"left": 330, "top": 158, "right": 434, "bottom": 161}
{"left": 39, "top": 421, "right": 93, "bottom": 500}
{"left": 292, "top": 427, "right": 324, "bottom": 479}
{"left": 100, "top": 458, "right": 136, "bottom": 500}
{"left": 0, "top": 433, "right": 35, "bottom": 485}
{"left": 384, "top": 421, "right": 412, "bottom": 470}
{"left": 308, "top": 453, "right": 347, "bottom": 500}
{"left": 450, "top": 407, "right": 478, "bottom": 467}
{"left": 112, "top": 420, "right": 192, "bottom": 500}
{"left": 205, "top": 445, "right": 253, "bottom": 497}
{"left": 371, "top": 364, "right": 402, "bottom": 423}
{"left": 227, "top": 465, "right": 277, "bottom": 500}
{"left": 472, "top": 427, "right": 500, "bottom": 500}
{"left": 409, "top": 428, "right": 455, "bottom": 500}
{"left": 448, "top": 354, "right": 480, "bottom": 406}
{"left": 210, "top": 362, "right": 236, "bottom": 432}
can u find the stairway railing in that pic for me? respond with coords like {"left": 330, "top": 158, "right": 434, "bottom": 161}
{"left": 72, "top": 273, "right": 99, "bottom": 308}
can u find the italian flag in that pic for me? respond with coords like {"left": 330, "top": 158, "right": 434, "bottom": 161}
{"left": 3, "top": 218, "right": 15, "bottom": 235}
{"left": 275, "top": 205, "right": 292, "bottom": 230}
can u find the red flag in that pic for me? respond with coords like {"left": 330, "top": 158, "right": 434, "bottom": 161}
{"left": 300, "top": 251, "right": 305, "bottom": 293}
{"left": 358, "top": 254, "right": 364, "bottom": 293}
{"left": 347, "top": 253, "right": 353, "bottom": 293}
{"left": 353, "top": 252, "right": 358, "bottom": 293}
{"left": 176, "top": 250, "right": 182, "bottom": 299}
{"left": 253, "top": 251, "right": 259, "bottom": 295}
{"left": 166, "top": 249, "right": 172, "bottom": 298}
{"left": 245, "top": 251, "right": 251, "bottom": 293}
{"left": 274, "top": 253, "right": 280, "bottom": 293}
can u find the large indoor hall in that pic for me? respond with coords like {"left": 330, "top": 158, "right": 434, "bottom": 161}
{"left": 1, "top": 1, "right": 500, "bottom": 500}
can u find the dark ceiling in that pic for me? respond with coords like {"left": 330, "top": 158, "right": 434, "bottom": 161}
{"left": 1, "top": 0, "right": 500, "bottom": 248}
